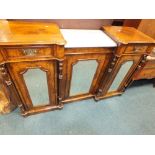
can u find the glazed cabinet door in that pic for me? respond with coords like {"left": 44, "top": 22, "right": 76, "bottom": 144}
{"left": 95, "top": 55, "right": 143, "bottom": 99}
{"left": 61, "top": 53, "right": 112, "bottom": 103}
{"left": 7, "top": 60, "right": 59, "bottom": 116}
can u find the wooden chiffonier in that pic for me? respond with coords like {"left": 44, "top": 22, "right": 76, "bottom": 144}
{"left": 95, "top": 26, "right": 155, "bottom": 100}
{"left": 0, "top": 21, "right": 154, "bottom": 116}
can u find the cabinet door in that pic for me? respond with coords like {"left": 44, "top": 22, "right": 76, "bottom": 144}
{"left": 7, "top": 60, "right": 58, "bottom": 116}
{"left": 96, "top": 55, "right": 142, "bottom": 99}
{"left": 62, "top": 53, "right": 112, "bottom": 103}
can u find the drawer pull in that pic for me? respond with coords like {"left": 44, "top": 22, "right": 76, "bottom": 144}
{"left": 22, "top": 49, "right": 37, "bottom": 56}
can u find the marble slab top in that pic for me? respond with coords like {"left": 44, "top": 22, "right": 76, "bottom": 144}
{"left": 61, "top": 29, "right": 117, "bottom": 48}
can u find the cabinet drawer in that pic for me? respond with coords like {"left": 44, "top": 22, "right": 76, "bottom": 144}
{"left": 144, "top": 60, "right": 155, "bottom": 69}
{"left": 125, "top": 45, "right": 148, "bottom": 54}
{"left": 3, "top": 47, "right": 54, "bottom": 59}
{"left": 134, "top": 68, "right": 155, "bottom": 80}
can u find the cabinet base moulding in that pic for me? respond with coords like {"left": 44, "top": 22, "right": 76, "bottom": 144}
{"left": 62, "top": 94, "right": 94, "bottom": 104}
{"left": 21, "top": 104, "right": 63, "bottom": 117}
{"left": 94, "top": 92, "right": 123, "bottom": 101}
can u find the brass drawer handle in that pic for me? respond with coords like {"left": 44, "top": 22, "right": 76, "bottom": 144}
{"left": 22, "top": 49, "right": 37, "bottom": 56}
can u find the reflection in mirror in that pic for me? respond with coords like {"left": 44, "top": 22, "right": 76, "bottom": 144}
{"left": 70, "top": 60, "right": 98, "bottom": 96}
{"left": 23, "top": 69, "right": 49, "bottom": 106}
{"left": 108, "top": 61, "right": 133, "bottom": 92}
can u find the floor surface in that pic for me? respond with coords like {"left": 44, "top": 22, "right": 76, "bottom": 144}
{"left": 0, "top": 80, "right": 155, "bottom": 135}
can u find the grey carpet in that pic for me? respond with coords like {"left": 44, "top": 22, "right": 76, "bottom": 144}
{"left": 0, "top": 80, "right": 155, "bottom": 135}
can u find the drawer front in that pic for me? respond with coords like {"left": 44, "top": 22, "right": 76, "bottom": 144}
{"left": 144, "top": 60, "right": 155, "bottom": 69}
{"left": 65, "top": 47, "right": 114, "bottom": 55}
{"left": 3, "top": 47, "right": 54, "bottom": 59}
{"left": 134, "top": 68, "right": 155, "bottom": 80}
{"left": 125, "top": 45, "right": 148, "bottom": 54}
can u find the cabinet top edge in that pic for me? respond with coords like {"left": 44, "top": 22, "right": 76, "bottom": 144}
{"left": 0, "top": 20, "right": 66, "bottom": 46}
{"left": 102, "top": 26, "right": 155, "bottom": 45}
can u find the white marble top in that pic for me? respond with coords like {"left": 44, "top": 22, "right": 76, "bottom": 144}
{"left": 60, "top": 29, "right": 117, "bottom": 48}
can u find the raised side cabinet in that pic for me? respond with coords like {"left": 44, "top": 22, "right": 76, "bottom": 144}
{"left": 95, "top": 26, "right": 154, "bottom": 100}
{"left": 0, "top": 21, "right": 66, "bottom": 116}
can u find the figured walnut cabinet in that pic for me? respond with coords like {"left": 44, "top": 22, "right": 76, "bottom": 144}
{"left": 95, "top": 26, "right": 155, "bottom": 100}
{"left": 0, "top": 21, "right": 66, "bottom": 116}
{"left": 0, "top": 21, "right": 154, "bottom": 116}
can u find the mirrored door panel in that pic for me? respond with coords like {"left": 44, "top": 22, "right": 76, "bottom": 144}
{"left": 23, "top": 68, "right": 49, "bottom": 106}
{"left": 70, "top": 60, "right": 98, "bottom": 96}
{"left": 108, "top": 61, "right": 133, "bottom": 92}
{"left": 63, "top": 53, "right": 112, "bottom": 101}
{"left": 95, "top": 55, "right": 142, "bottom": 100}
{"left": 8, "top": 60, "right": 57, "bottom": 111}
